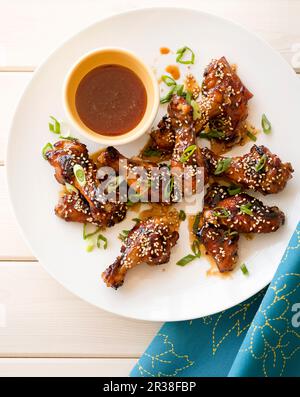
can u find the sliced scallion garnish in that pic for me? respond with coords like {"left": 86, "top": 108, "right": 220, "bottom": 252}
{"left": 176, "top": 46, "right": 195, "bottom": 65}
{"left": 160, "top": 85, "right": 176, "bottom": 104}
{"left": 73, "top": 164, "right": 86, "bottom": 187}
{"left": 175, "top": 84, "right": 184, "bottom": 96}
{"left": 83, "top": 224, "right": 101, "bottom": 240}
{"left": 49, "top": 116, "right": 61, "bottom": 134}
{"left": 240, "top": 202, "right": 253, "bottom": 216}
{"left": 192, "top": 212, "right": 201, "bottom": 234}
{"left": 191, "top": 240, "right": 201, "bottom": 258}
{"left": 240, "top": 263, "right": 249, "bottom": 276}
{"left": 142, "top": 147, "right": 162, "bottom": 157}
{"left": 213, "top": 207, "right": 231, "bottom": 218}
{"left": 97, "top": 234, "right": 108, "bottom": 249}
{"left": 247, "top": 131, "right": 257, "bottom": 142}
{"left": 185, "top": 91, "right": 192, "bottom": 104}
{"left": 132, "top": 218, "right": 141, "bottom": 224}
{"left": 255, "top": 154, "right": 267, "bottom": 172}
{"left": 214, "top": 158, "right": 232, "bottom": 175}
{"left": 179, "top": 210, "right": 186, "bottom": 221}
{"left": 161, "top": 75, "right": 176, "bottom": 86}
{"left": 190, "top": 100, "right": 201, "bottom": 120}
{"left": 261, "top": 114, "right": 272, "bottom": 134}
{"left": 176, "top": 254, "right": 197, "bottom": 267}
{"left": 164, "top": 176, "right": 174, "bottom": 200}
{"left": 65, "top": 182, "right": 79, "bottom": 195}
{"left": 180, "top": 144, "right": 197, "bottom": 163}
{"left": 85, "top": 237, "right": 95, "bottom": 252}
{"left": 198, "top": 130, "right": 225, "bottom": 139}
{"left": 228, "top": 185, "right": 241, "bottom": 196}
{"left": 118, "top": 230, "right": 130, "bottom": 242}
{"left": 42, "top": 142, "right": 53, "bottom": 159}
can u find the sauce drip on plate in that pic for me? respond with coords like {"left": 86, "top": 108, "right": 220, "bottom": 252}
{"left": 75, "top": 64, "right": 147, "bottom": 136}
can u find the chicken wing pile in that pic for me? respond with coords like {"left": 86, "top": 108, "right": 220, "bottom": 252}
{"left": 45, "top": 55, "right": 294, "bottom": 288}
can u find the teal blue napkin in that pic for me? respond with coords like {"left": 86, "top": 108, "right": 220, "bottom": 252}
{"left": 130, "top": 223, "right": 300, "bottom": 377}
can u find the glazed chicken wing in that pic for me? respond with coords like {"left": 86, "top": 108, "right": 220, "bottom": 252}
{"left": 45, "top": 140, "right": 127, "bottom": 228}
{"left": 195, "top": 57, "right": 253, "bottom": 146}
{"left": 102, "top": 210, "right": 180, "bottom": 289}
{"left": 196, "top": 184, "right": 239, "bottom": 272}
{"left": 169, "top": 96, "right": 207, "bottom": 199}
{"left": 203, "top": 192, "right": 285, "bottom": 234}
{"left": 202, "top": 145, "right": 293, "bottom": 194}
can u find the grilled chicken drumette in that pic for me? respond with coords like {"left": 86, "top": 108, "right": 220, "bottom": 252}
{"left": 202, "top": 145, "right": 293, "bottom": 194}
{"left": 195, "top": 57, "right": 253, "bottom": 146}
{"left": 102, "top": 210, "right": 180, "bottom": 289}
{"left": 55, "top": 192, "right": 98, "bottom": 225}
{"left": 203, "top": 192, "right": 285, "bottom": 234}
{"left": 169, "top": 96, "right": 207, "bottom": 199}
{"left": 196, "top": 185, "right": 240, "bottom": 272}
{"left": 196, "top": 184, "right": 285, "bottom": 272}
{"left": 45, "top": 140, "right": 127, "bottom": 228}
{"left": 150, "top": 57, "right": 253, "bottom": 153}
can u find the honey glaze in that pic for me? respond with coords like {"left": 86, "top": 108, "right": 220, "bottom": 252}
{"left": 165, "top": 65, "right": 180, "bottom": 80}
{"left": 139, "top": 204, "right": 180, "bottom": 230}
{"left": 160, "top": 47, "right": 170, "bottom": 55}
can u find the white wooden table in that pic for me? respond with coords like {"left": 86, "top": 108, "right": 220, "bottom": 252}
{"left": 0, "top": 0, "right": 299, "bottom": 377}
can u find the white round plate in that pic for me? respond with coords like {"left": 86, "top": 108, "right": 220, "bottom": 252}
{"left": 6, "top": 8, "right": 300, "bottom": 321}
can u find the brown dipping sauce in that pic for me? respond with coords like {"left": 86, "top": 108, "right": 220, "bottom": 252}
{"left": 75, "top": 64, "right": 147, "bottom": 136}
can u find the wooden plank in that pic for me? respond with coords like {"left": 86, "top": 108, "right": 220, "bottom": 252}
{"left": 0, "top": 0, "right": 299, "bottom": 68}
{"left": 0, "top": 73, "right": 31, "bottom": 163}
{"left": 0, "top": 358, "right": 136, "bottom": 376}
{"left": 0, "top": 262, "right": 160, "bottom": 357}
{"left": 0, "top": 167, "right": 34, "bottom": 259}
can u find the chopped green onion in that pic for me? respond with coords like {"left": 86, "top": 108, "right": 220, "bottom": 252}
{"left": 83, "top": 224, "right": 101, "bottom": 240}
{"left": 255, "top": 154, "right": 267, "bottom": 172}
{"left": 175, "top": 84, "right": 184, "bottom": 96}
{"left": 160, "top": 86, "right": 176, "bottom": 104}
{"left": 42, "top": 142, "right": 53, "bottom": 159}
{"left": 191, "top": 100, "right": 201, "bottom": 120}
{"left": 127, "top": 200, "right": 135, "bottom": 207}
{"left": 185, "top": 91, "right": 192, "bottom": 104}
{"left": 213, "top": 207, "right": 231, "bottom": 218}
{"left": 142, "top": 147, "right": 162, "bottom": 157}
{"left": 214, "top": 158, "right": 232, "bottom": 175}
{"left": 176, "top": 254, "right": 197, "bottom": 267}
{"left": 228, "top": 185, "right": 241, "bottom": 196}
{"left": 49, "top": 116, "right": 61, "bottom": 134}
{"left": 132, "top": 218, "right": 141, "bottom": 224}
{"left": 192, "top": 212, "right": 201, "bottom": 234}
{"left": 224, "top": 230, "right": 239, "bottom": 238}
{"left": 73, "top": 164, "right": 86, "bottom": 187}
{"left": 118, "top": 230, "right": 130, "bottom": 242}
{"left": 198, "top": 130, "right": 225, "bottom": 139}
{"left": 261, "top": 114, "right": 272, "bottom": 134}
{"left": 179, "top": 210, "right": 186, "bottom": 221}
{"left": 240, "top": 203, "right": 253, "bottom": 216}
{"left": 65, "top": 182, "right": 79, "bottom": 195}
{"left": 164, "top": 176, "right": 174, "bottom": 200}
{"left": 176, "top": 46, "right": 195, "bottom": 65}
{"left": 180, "top": 144, "right": 197, "bottom": 163}
{"left": 247, "top": 131, "right": 257, "bottom": 141}
{"left": 191, "top": 240, "right": 201, "bottom": 258}
{"left": 97, "top": 234, "right": 108, "bottom": 249}
{"left": 85, "top": 237, "right": 95, "bottom": 252}
{"left": 240, "top": 263, "right": 249, "bottom": 276}
{"left": 161, "top": 75, "right": 176, "bottom": 86}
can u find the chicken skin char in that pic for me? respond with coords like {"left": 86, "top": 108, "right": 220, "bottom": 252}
{"left": 46, "top": 140, "right": 127, "bottom": 228}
